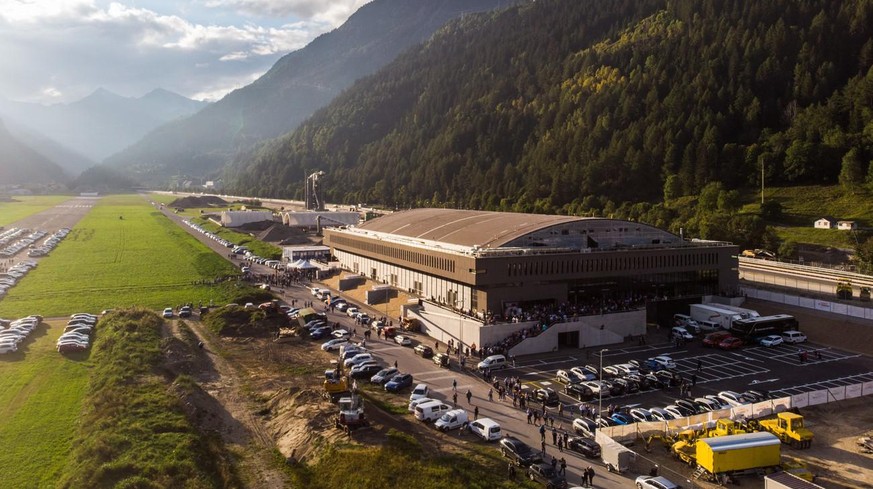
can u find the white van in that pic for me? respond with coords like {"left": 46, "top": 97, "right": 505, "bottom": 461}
{"left": 414, "top": 400, "right": 451, "bottom": 422}
{"left": 697, "top": 320, "right": 720, "bottom": 332}
{"left": 434, "top": 409, "right": 469, "bottom": 431}
{"left": 468, "top": 418, "right": 501, "bottom": 441}
{"left": 477, "top": 354, "right": 506, "bottom": 371}
{"left": 782, "top": 330, "right": 808, "bottom": 344}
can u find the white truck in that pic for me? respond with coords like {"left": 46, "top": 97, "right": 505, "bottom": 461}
{"left": 689, "top": 304, "right": 744, "bottom": 331}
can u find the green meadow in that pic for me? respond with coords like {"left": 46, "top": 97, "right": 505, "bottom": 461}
{"left": 0, "top": 194, "right": 241, "bottom": 318}
{"left": 0, "top": 195, "right": 72, "bottom": 228}
{"left": 0, "top": 320, "right": 91, "bottom": 488}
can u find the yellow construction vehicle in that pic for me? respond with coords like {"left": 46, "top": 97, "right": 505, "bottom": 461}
{"left": 837, "top": 281, "right": 853, "bottom": 300}
{"left": 706, "top": 418, "right": 749, "bottom": 437}
{"left": 323, "top": 369, "right": 349, "bottom": 402}
{"left": 751, "top": 412, "right": 813, "bottom": 448}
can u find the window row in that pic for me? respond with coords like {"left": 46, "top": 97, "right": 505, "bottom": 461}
{"left": 507, "top": 252, "right": 721, "bottom": 277}
{"left": 332, "top": 236, "right": 456, "bottom": 273}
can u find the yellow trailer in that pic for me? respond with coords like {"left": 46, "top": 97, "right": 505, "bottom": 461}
{"left": 696, "top": 432, "right": 781, "bottom": 474}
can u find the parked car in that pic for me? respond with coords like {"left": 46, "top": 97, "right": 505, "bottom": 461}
{"left": 567, "top": 436, "right": 600, "bottom": 458}
{"left": 629, "top": 408, "right": 654, "bottom": 423}
{"left": 178, "top": 306, "right": 193, "bottom": 318}
{"left": 671, "top": 326, "right": 694, "bottom": 341}
{"left": 350, "top": 363, "right": 382, "bottom": 378}
{"left": 432, "top": 353, "right": 451, "bottom": 368}
{"left": 468, "top": 418, "right": 501, "bottom": 441}
{"left": 414, "top": 344, "right": 434, "bottom": 358}
{"left": 408, "top": 397, "right": 435, "bottom": 413}
{"left": 610, "top": 412, "right": 634, "bottom": 425}
{"left": 759, "top": 335, "right": 784, "bottom": 347}
{"left": 385, "top": 373, "right": 414, "bottom": 392}
{"left": 648, "top": 407, "right": 675, "bottom": 421}
{"left": 434, "top": 409, "right": 469, "bottom": 432}
{"left": 556, "top": 369, "right": 585, "bottom": 384}
{"left": 533, "top": 388, "right": 560, "bottom": 407}
{"left": 321, "top": 338, "right": 348, "bottom": 351}
{"left": 499, "top": 436, "right": 543, "bottom": 467}
{"left": 344, "top": 352, "right": 375, "bottom": 368}
{"left": 635, "top": 475, "right": 681, "bottom": 489}
{"left": 526, "top": 462, "right": 566, "bottom": 488}
{"left": 646, "top": 355, "right": 677, "bottom": 370}
{"left": 782, "top": 330, "right": 808, "bottom": 344}
{"left": 717, "top": 390, "right": 749, "bottom": 407}
{"left": 371, "top": 367, "right": 398, "bottom": 385}
{"left": 394, "top": 335, "right": 412, "bottom": 346}
{"left": 580, "top": 380, "right": 604, "bottom": 395}
{"left": 570, "top": 366, "right": 598, "bottom": 381}
{"left": 703, "top": 331, "right": 731, "bottom": 347}
{"left": 571, "top": 417, "right": 598, "bottom": 438}
{"left": 409, "top": 383, "right": 430, "bottom": 401}
{"left": 346, "top": 307, "right": 360, "bottom": 317}
{"left": 718, "top": 336, "right": 744, "bottom": 350}
{"left": 162, "top": 307, "right": 174, "bottom": 318}
{"left": 564, "top": 382, "right": 594, "bottom": 401}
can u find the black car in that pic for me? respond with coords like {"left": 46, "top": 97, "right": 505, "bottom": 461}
{"left": 564, "top": 383, "right": 594, "bottom": 401}
{"left": 178, "top": 306, "right": 192, "bottom": 318}
{"left": 627, "top": 359, "right": 651, "bottom": 375}
{"left": 413, "top": 344, "right": 434, "bottom": 358}
{"left": 527, "top": 462, "right": 566, "bottom": 488}
{"left": 655, "top": 369, "right": 683, "bottom": 387}
{"left": 596, "top": 417, "right": 617, "bottom": 429}
{"left": 350, "top": 363, "right": 383, "bottom": 379}
{"left": 432, "top": 352, "right": 451, "bottom": 368}
{"left": 534, "top": 388, "right": 560, "bottom": 407}
{"left": 601, "top": 380, "right": 624, "bottom": 396}
{"left": 499, "top": 436, "right": 543, "bottom": 467}
{"left": 567, "top": 436, "right": 601, "bottom": 458}
{"left": 612, "top": 378, "right": 639, "bottom": 394}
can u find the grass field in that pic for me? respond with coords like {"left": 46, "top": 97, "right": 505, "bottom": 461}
{"left": 0, "top": 320, "right": 92, "bottom": 488}
{"left": 0, "top": 195, "right": 72, "bottom": 228}
{"left": 0, "top": 194, "right": 243, "bottom": 317}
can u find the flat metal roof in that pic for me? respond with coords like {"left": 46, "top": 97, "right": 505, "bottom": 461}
{"left": 701, "top": 431, "right": 780, "bottom": 451}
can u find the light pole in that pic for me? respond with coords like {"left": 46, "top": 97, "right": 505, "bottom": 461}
{"left": 598, "top": 348, "right": 609, "bottom": 420}
{"left": 454, "top": 298, "right": 464, "bottom": 360}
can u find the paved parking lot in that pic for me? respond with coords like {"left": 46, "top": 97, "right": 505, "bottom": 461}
{"left": 502, "top": 339, "right": 873, "bottom": 413}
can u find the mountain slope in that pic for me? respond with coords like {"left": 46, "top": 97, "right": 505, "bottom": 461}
{"left": 225, "top": 0, "right": 873, "bottom": 213}
{"left": 0, "top": 88, "right": 207, "bottom": 164}
{"left": 0, "top": 119, "right": 69, "bottom": 185}
{"left": 102, "top": 0, "right": 513, "bottom": 184}
{"left": 3, "top": 120, "right": 96, "bottom": 176}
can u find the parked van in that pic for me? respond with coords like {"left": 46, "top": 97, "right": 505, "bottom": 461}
{"left": 572, "top": 417, "right": 597, "bottom": 438}
{"left": 468, "top": 418, "right": 501, "bottom": 441}
{"left": 673, "top": 314, "right": 701, "bottom": 334}
{"left": 434, "top": 409, "right": 469, "bottom": 431}
{"left": 781, "top": 330, "right": 808, "bottom": 344}
{"left": 477, "top": 354, "right": 506, "bottom": 371}
{"left": 697, "top": 319, "right": 721, "bottom": 333}
{"left": 414, "top": 400, "right": 451, "bottom": 422}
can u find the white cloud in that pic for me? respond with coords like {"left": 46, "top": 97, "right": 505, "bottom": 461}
{"left": 0, "top": 0, "right": 364, "bottom": 104}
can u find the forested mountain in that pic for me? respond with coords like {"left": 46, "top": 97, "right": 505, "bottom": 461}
{"left": 102, "top": 0, "right": 512, "bottom": 184}
{"left": 0, "top": 119, "right": 69, "bottom": 185}
{"left": 225, "top": 0, "right": 873, "bottom": 225}
{"left": 0, "top": 88, "right": 206, "bottom": 166}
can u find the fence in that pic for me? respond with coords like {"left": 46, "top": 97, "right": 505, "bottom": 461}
{"left": 742, "top": 286, "right": 873, "bottom": 321}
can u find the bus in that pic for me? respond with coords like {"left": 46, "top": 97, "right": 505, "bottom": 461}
{"left": 730, "top": 314, "right": 798, "bottom": 342}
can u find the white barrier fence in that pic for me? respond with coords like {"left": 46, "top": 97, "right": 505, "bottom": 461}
{"left": 741, "top": 286, "right": 873, "bottom": 321}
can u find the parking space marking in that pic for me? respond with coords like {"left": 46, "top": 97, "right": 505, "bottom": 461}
{"left": 411, "top": 371, "right": 458, "bottom": 381}
{"left": 673, "top": 353, "right": 770, "bottom": 384}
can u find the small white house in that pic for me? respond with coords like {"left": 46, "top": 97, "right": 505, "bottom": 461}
{"left": 814, "top": 217, "right": 837, "bottom": 229}
{"left": 837, "top": 220, "right": 857, "bottom": 231}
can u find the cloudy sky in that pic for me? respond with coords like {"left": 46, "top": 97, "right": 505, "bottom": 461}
{"left": 0, "top": 0, "right": 371, "bottom": 104}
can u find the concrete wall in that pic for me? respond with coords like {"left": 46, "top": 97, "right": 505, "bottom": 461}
{"left": 338, "top": 275, "right": 365, "bottom": 291}
{"left": 406, "top": 301, "right": 645, "bottom": 357}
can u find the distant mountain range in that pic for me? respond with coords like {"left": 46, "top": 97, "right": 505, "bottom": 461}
{"left": 101, "top": 0, "right": 514, "bottom": 184}
{"left": 0, "top": 119, "right": 69, "bottom": 185}
{"left": 0, "top": 88, "right": 207, "bottom": 174}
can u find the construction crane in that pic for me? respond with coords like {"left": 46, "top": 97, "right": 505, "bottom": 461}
{"left": 304, "top": 171, "right": 325, "bottom": 211}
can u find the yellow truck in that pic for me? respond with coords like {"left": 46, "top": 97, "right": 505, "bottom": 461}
{"left": 696, "top": 432, "right": 781, "bottom": 475}
{"left": 754, "top": 412, "right": 813, "bottom": 448}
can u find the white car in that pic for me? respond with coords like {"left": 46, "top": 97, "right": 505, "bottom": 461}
{"left": 162, "top": 307, "right": 174, "bottom": 318}
{"left": 648, "top": 355, "right": 676, "bottom": 370}
{"left": 635, "top": 475, "right": 681, "bottom": 489}
{"left": 671, "top": 327, "right": 694, "bottom": 341}
{"left": 332, "top": 329, "right": 351, "bottom": 340}
{"left": 758, "top": 335, "right": 783, "bottom": 347}
{"left": 717, "top": 390, "right": 749, "bottom": 407}
{"left": 468, "top": 418, "right": 501, "bottom": 441}
{"left": 556, "top": 369, "right": 585, "bottom": 384}
{"left": 335, "top": 302, "right": 350, "bottom": 312}
{"left": 321, "top": 338, "right": 348, "bottom": 351}
{"left": 394, "top": 335, "right": 412, "bottom": 346}
{"left": 782, "top": 330, "right": 808, "bottom": 344}
{"left": 346, "top": 307, "right": 360, "bottom": 318}
{"left": 0, "top": 342, "right": 18, "bottom": 354}
{"left": 580, "top": 380, "right": 603, "bottom": 395}
{"left": 344, "top": 353, "right": 374, "bottom": 368}
{"left": 409, "top": 383, "right": 430, "bottom": 401}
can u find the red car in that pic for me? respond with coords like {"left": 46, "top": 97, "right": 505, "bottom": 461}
{"left": 703, "top": 331, "right": 731, "bottom": 347}
{"left": 718, "top": 336, "right": 743, "bottom": 350}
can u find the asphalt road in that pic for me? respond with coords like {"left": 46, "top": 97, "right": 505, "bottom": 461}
{"left": 1, "top": 196, "right": 99, "bottom": 266}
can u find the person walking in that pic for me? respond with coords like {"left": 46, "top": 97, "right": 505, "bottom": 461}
{"left": 539, "top": 424, "right": 546, "bottom": 441}
{"left": 466, "top": 389, "right": 473, "bottom": 404}
{"left": 691, "top": 373, "right": 697, "bottom": 387}
{"left": 559, "top": 457, "right": 567, "bottom": 476}
{"left": 541, "top": 439, "right": 546, "bottom": 456}
{"left": 394, "top": 360, "right": 398, "bottom": 369}
{"left": 587, "top": 466, "right": 596, "bottom": 487}
{"left": 552, "top": 428, "right": 558, "bottom": 446}
{"left": 452, "top": 379, "right": 457, "bottom": 392}
{"left": 452, "top": 392, "right": 458, "bottom": 407}
{"left": 474, "top": 405, "right": 479, "bottom": 420}
{"left": 488, "top": 388, "right": 493, "bottom": 402}
{"left": 697, "top": 359, "right": 703, "bottom": 372}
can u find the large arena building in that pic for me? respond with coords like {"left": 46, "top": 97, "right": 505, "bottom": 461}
{"left": 323, "top": 208, "right": 739, "bottom": 355}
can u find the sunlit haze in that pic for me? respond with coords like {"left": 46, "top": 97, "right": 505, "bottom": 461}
{"left": 0, "top": 0, "right": 371, "bottom": 104}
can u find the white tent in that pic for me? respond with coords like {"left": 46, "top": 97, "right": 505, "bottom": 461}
{"left": 296, "top": 260, "right": 318, "bottom": 270}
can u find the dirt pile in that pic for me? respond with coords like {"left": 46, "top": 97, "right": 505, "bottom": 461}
{"left": 169, "top": 195, "right": 228, "bottom": 208}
